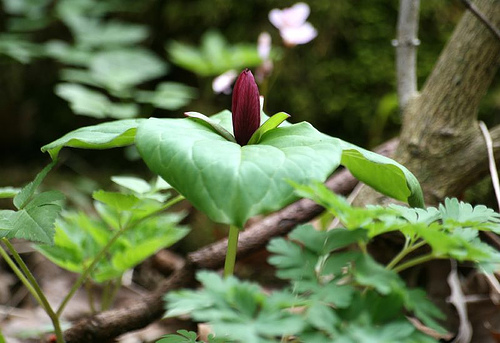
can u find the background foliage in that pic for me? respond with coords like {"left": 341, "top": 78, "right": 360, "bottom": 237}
{"left": 1, "top": 0, "right": 498, "bottom": 167}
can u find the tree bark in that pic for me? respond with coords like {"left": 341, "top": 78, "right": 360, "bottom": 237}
{"left": 359, "top": 0, "right": 500, "bottom": 207}
{"left": 356, "top": 1, "right": 500, "bottom": 340}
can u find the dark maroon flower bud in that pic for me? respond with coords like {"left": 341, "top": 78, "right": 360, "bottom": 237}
{"left": 232, "top": 69, "right": 260, "bottom": 145}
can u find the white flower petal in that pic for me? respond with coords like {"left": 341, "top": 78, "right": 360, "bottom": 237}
{"left": 257, "top": 32, "right": 272, "bottom": 60}
{"left": 282, "top": 2, "right": 310, "bottom": 27}
{"left": 269, "top": 8, "right": 285, "bottom": 29}
{"left": 281, "top": 22, "right": 317, "bottom": 46}
{"left": 212, "top": 70, "right": 238, "bottom": 94}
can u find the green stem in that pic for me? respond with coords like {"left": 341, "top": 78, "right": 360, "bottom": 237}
{"left": 0, "top": 243, "right": 42, "bottom": 305}
{"left": 56, "top": 194, "right": 184, "bottom": 317}
{"left": 1, "top": 239, "right": 64, "bottom": 343}
{"left": 386, "top": 240, "right": 426, "bottom": 270}
{"left": 224, "top": 225, "right": 240, "bottom": 277}
{"left": 392, "top": 253, "right": 436, "bottom": 273}
{"left": 84, "top": 279, "right": 96, "bottom": 314}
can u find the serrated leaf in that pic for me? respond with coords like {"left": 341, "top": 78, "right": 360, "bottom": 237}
{"left": 439, "top": 197, "right": 500, "bottom": 224}
{"left": 14, "top": 161, "right": 56, "bottom": 210}
{"left": 41, "top": 119, "right": 144, "bottom": 159}
{"left": 354, "top": 254, "right": 404, "bottom": 295}
{"left": 8, "top": 191, "right": 64, "bottom": 244}
{"left": 389, "top": 205, "right": 440, "bottom": 225}
{"left": 136, "top": 113, "right": 341, "bottom": 227}
{"left": 267, "top": 237, "right": 318, "bottom": 280}
{"left": 306, "top": 302, "right": 339, "bottom": 334}
{"left": 0, "top": 210, "right": 15, "bottom": 238}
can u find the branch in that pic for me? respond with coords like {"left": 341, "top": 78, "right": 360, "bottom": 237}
{"left": 62, "top": 138, "right": 398, "bottom": 343}
{"left": 460, "top": 0, "right": 500, "bottom": 41}
{"left": 394, "top": 0, "right": 421, "bottom": 110}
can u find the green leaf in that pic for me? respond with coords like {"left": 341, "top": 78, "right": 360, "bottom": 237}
{"left": 403, "top": 288, "right": 446, "bottom": 334}
{"left": 8, "top": 191, "right": 64, "bottom": 244}
{"left": 89, "top": 49, "right": 168, "bottom": 91}
{"left": 354, "top": 254, "right": 404, "bottom": 295}
{"left": 439, "top": 197, "right": 500, "bottom": 224}
{"left": 247, "top": 112, "right": 290, "bottom": 145}
{"left": 111, "top": 176, "right": 152, "bottom": 194}
{"left": 92, "top": 190, "right": 140, "bottom": 211}
{"left": 135, "top": 82, "right": 197, "bottom": 110}
{"left": 68, "top": 19, "right": 149, "bottom": 48}
{"left": 111, "top": 224, "right": 189, "bottom": 271}
{"left": 167, "top": 30, "right": 261, "bottom": 77}
{"left": 14, "top": 161, "right": 56, "bottom": 210}
{"left": 0, "top": 210, "right": 15, "bottom": 238}
{"left": 157, "top": 330, "right": 199, "bottom": 343}
{"left": 184, "top": 111, "right": 236, "bottom": 143}
{"left": 55, "top": 83, "right": 139, "bottom": 119}
{"left": 41, "top": 119, "right": 144, "bottom": 159}
{"left": 306, "top": 302, "right": 339, "bottom": 334}
{"left": 135, "top": 113, "right": 341, "bottom": 226}
{"left": 0, "top": 187, "right": 21, "bottom": 198}
{"left": 338, "top": 141, "right": 424, "bottom": 208}
{"left": 267, "top": 237, "right": 318, "bottom": 280}
{"left": 165, "top": 271, "right": 304, "bottom": 343}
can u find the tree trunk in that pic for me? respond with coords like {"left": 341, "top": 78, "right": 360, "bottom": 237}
{"left": 357, "top": 1, "right": 500, "bottom": 340}
{"left": 358, "top": 0, "right": 500, "bottom": 207}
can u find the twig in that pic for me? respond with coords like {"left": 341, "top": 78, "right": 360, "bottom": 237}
{"left": 447, "top": 260, "right": 472, "bottom": 343}
{"left": 460, "top": 0, "right": 500, "bottom": 42}
{"left": 479, "top": 121, "right": 500, "bottom": 211}
{"left": 394, "top": 0, "right": 420, "bottom": 110}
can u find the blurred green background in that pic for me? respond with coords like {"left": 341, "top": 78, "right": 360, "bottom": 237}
{"left": 0, "top": 0, "right": 498, "bottom": 169}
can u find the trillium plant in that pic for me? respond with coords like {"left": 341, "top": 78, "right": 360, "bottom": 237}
{"left": 42, "top": 68, "right": 424, "bottom": 277}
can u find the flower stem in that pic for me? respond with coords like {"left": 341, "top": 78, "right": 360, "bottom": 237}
{"left": 224, "top": 225, "right": 240, "bottom": 277}
{"left": 392, "top": 253, "right": 436, "bottom": 273}
{"left": 1, "top": 238, "right": 64, "bottom": 343}
{"left": 386, "top": 239, "right": 426, "bottom": 270}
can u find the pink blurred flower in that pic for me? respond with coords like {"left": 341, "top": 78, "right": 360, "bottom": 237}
{"left": 212, "top": 70, "right": 238, "bottom": 94}
{"left": 269, "top": 2, "right": 317, "bottom": 46}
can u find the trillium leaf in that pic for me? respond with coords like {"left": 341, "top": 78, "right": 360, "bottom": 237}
{"left": 247, "top": 112, "right": 290, "bottom": 145}
{"left": 135, "top": 113, "right": 341, "bottom": 227}
{"left": 41, "top": 119, "right": 144, "bottom": 159}
{"left": 184, "top": 111, "right": 236, "bottom": 143}
{"left": 338, "top": 141, "right": 424, "bottom": 208}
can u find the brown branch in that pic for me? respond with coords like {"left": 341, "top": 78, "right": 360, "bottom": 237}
{"left": 62, "top": 137, "right": 398, "bottom": 343}
{"left": 460, "top": 0, "right": 500, "bottom": 42}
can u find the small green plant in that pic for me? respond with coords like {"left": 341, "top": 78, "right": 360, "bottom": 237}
{"left": 0, "top": 167, "right": 189, "bottom": 342}
{"left": 42, "top": 69, "right": 424, "bottom": 280}
{"left": 35, "top": 175, "right": 189, "bottom": 313}
{"left": 160, "top": 182, "right": 500, "bottom": 343}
